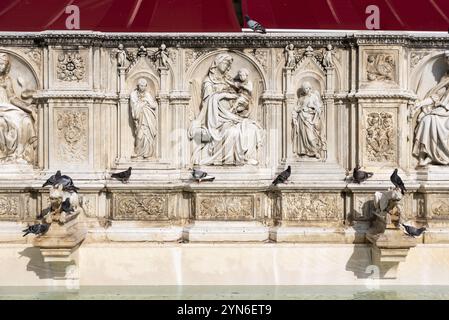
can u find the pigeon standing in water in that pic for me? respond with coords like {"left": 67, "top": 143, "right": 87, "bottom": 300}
{"left": 22, "top": 223, "right": 50, "bottom": 237}
{"left": 352, "top": 166, "right": 373, "bottom": 184}
{"left": 111, "top": 167, "right": 132, "bottom": 183}
{"left": 390, "top": 168, "right": 406, "bottom": 195}
{"left": 272, "top": 166, "right": 291, "bottom": 186}
{"left": 42, "top": 170, "right": 79, "bottom": 192}
{"left": 401, "top": 223, "right": 426, "bottom": 237}
{"left": 192, "top": 169, "right": 215, "bottom": 182}
{"left": 245, "top": 15, "right": 266, "bottom": 34}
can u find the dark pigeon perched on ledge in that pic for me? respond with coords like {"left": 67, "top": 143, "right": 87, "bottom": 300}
{"left": 42, "top": 170, "right": 79, "bottom": 192}
{"left": 272, "top": 166, "right": 291, "bottom": 186}
{"left": 22, "top": 223, "right": 50, "bottom": 237}
{"left": 352, "top": 166, "right": 373, "bottom": 184}
{"left": 111, "top": 167, "right": 132, "bottom": 183}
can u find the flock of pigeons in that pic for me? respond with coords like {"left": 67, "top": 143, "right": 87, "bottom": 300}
{"left": 21, "top": 165, "right": 425, "bottom": 238}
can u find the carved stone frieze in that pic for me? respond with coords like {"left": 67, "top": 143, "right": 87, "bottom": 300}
{"left": 196, "top": 195, "right": 254, "bottom": 220}
{"left": 282, "top": 193, "right": 342, "bottom": 221}
{"left": 0, "top": 195, "right": 20, "bottom": 220}
{"left": 113, "top": 194, "right": 168, "bottom": 220}
{"left": 365, "top": 111, "right": 396, "bottom": 163}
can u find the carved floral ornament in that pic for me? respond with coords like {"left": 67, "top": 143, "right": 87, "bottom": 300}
{"left": 197, "top": 195, "right": 254, "bottom": 220}
{"left": 115, "top": 194, "right": 167, "bottom": 220}
{"left": 0, "top": 196, "right": 19, "bottom": 217}
{"left": 56, "top": 52, "right": 85, "bottom": 81}
{"left": 365, "top": 111, "right": 396, "bottom": 162}
{"left": 56, "top": 109, "right": 88, "bottom": 162}
{"left": 282, "top": 193, "right": 341, "bottom": 221}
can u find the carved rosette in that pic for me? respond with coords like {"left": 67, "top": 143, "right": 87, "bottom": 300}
{"left": 113, "top": 194, "right": 168, "bottom": 220}
{"left": 365, "top": 111, "right": 396, "bottom": 163}
{"left": 282, "top": 193, "right": 342, "bottom": 221}
{"left": 0, "top": 195, "right": 20, "bottom": 220}
{"left": 56, "top": 52, "right": 85, "bottom": 81}
{"left": 55, "top": 108, "right": 88, "bottom": 163}
{"left": 196, "top": 195, "right": 254, "bottom": 220}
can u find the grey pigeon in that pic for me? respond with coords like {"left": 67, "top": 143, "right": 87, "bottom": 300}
{"left": 390, "top": 168, "right": 406, "bottom": 195}
{"left": 192, "top": 169, "right": 215, "bottom": 182}
{"left": 352, "top": 166, "right": 373, "bottom": 184}
{"left": 61, "top": 198, "right": 74, "bottom": 213}
{"left": 272, "top": 166, "right": 291, "bottom": 186}
{"left": 401, "top": 223, "right": 426, "bottom": 237}
{"left": 42, "top": 170, "right": 79, "bottom": 192}
{"left": 111, "top": 167, "right": 132, "bottom": 183}
{"left": 245, "top": 15, "right": 266, "bottom": 34}
{"left": 22, "top": 223, "right": 50, "bottom": 237}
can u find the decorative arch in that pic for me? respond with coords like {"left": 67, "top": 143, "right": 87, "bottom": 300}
{"left": 125, "top": 59, "right": 160, "bottom": 96}
{"left": 410, "top": 51, "right": 448, "bottom": 99}
{"left": 0, "top": 49, "right": 40, "bottom": 91}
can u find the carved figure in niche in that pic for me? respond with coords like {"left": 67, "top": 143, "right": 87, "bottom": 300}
{"left": 366, "top": 54, "right": 394, "bottom": 81}
{"left": 292, "top": 81, "right": 326, "bottom": 159}
{"left": 322, "top": 44, "right": 335, "bottom": 68}
{"left": 226, "top": 68, "right": 252, "bottom": 117}
{"left": 284, "top": 44, "right": 296, "bottom": 68}
{"left": 116, "top": 43, "right": 127, "bottom": 68}
{"left": 411, "top": 51, "right": 449, "bottom": 166}
{"left": 129, "top": 78, "right": 157, "bottom": 159}
{"left": 0, "top": 53, "right": 37, "bottom": 164}
{"left": 153, "top": 43, "right": 169, "bottom": 68}
{"left": 188, "top": 53, "right": 263, "bottom": 166}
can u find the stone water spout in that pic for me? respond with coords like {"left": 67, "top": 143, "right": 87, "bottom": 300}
{"left": 366, "top": 188, "right": 416, "bottom": 279}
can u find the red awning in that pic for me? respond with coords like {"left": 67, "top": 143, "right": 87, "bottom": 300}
{"left": 0, "top": 0, "right": 447, "bottom": 32}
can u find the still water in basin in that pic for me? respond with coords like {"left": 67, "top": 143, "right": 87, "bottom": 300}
{"left": 1, "top": 286, "right": 449, "bottom": 300}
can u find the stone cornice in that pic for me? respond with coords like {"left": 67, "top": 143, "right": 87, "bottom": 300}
{"left": 0, "top": 31, "right": 447, "bottom": 49}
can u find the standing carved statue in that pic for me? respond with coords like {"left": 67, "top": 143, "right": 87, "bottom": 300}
{"left": 129, "top": 78, "right": 157, "bottom": 159}
{"left": 188, "top": 53, "right": 263, "bottom": 165}
{"left": 0, "top": 53, "right": 37, "bottom": 164}
{"left": 284, "top": 44, "right": 296, "bottom": 68}
{"left": 154, "top": 43, "right": 169, "bottom": 68}
{"left": 322, "top": 44, "right": 335, "bottom": 68}
{"left": 116, "top": 43, "right": 127, "bottom": 68}
{"left": 411, "top": 51, "right": 449, "bottom": 166}
{"left": 292, "top": 81, "right": 326, "bottom": 159}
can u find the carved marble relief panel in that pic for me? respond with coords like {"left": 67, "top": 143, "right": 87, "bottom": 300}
{"left": 187, "top": 51, "right": 265, "bottom": 166}
{"left": 195, "top": 194, "right": 255, "bottom": 220}
{"left": 281, "top": 192, "right": 342, "bottom": 221}
{"left": 54, "top": 107, "right": 89, "bottom": 164}
{"left": 0, "top": 193, "right": 32, "bottom": 221}
{"left": 361, "top": 48, "right": 399, "bottom": 89}
{"left": 50, "top": 48, "right": 90, "bottom": 89}
{"left": 361, "top": 107, "right": 398, "bottom": 166}
{"left": 113, "top": 193, "right": 168, "bottom": 220}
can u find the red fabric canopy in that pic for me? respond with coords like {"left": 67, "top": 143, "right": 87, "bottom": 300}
{"left": 0, "top": 0, "right": 447, "bottom": 32}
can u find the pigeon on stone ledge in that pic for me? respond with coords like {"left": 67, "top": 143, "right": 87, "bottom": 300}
{"left": 22, "top": 223, "right": 50, "bottom": 237}
{"left": 245, "top": 15, "right": 266, "bottom": 34}
{"left": 192, "top": 169, "right": 215, "bottom": 182}
{"left": 401, "top": 223, "right": 426, "bottom": 238}
{"left": 111, "top": 167, "right": 132, "bottom": 183}
{"left": 352, "top": 166, "right": 373, "bottom": 184}
{"left": 272, "top": 166, "right": 291, "bottom": 186}
{"left": 390, "top": 168, "right": 406, "bottom": 195}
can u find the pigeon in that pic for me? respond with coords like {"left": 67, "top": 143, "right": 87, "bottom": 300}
{"left": 245, "top": 15, "right": 266, "bottom": 34}
{"left": 272, "top": 166, "right": 291, "bottom": 186}
{"left": 401, "top": 223, "right": 426, "bottom": 238}
{"left": 61, "top": 198, "right": 74, "bottom": 213}
{"left": 192, "top": 169, "right": 215, "bottom": 182}
{"left": 390, "top": 168, "right": 406, "bottom": 195}
{"left": 111, "top": 167, "right": 132, "bottom": 183}
{"left": 352, "top": 166, "right": 373, "bottom": 184}
{"left": 42, "top": 170, "right": 79, "bottom": 192}
{"left": 22, "top": 223, "right": 50, "bottom": 237}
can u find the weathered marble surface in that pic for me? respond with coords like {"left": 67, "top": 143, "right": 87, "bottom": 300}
{"left": 0, "top": 31, "right": 449, "bottom": 245}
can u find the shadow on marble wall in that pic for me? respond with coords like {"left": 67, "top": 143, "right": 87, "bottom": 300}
{"left": 18, "top": 247, "right": 71, "bottom": 279}
{"left": 345, "top": 245, "right": 373, "bottom": 279}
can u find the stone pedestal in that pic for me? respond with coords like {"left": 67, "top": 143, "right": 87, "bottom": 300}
{"left": 366, "top": 228, "right": 416, "bottom": 279}
{"left": 33, "top": 219, "right": 86, "bottom": 263}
